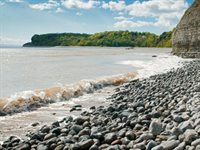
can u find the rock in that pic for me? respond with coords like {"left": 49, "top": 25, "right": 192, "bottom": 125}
{"left": 89, "top": 144, "right": 100, "bottom": 150}
{"left": 191, "top": 139, "right": 200, "bottom": 146}
{"left": 118, "top": 128, "right": 126, "bottom": 137}
{"left": 15, "top": 143, "right": 31, "bottom": 150}
{"left": 79, "top": 139, "right": 94, "bottom": 150}
{"left": 184, "top": 129, "right": 198, "bottom": 144}
{"left": 52, "top": 121, "right": 60, "bottom": 127}
{"left": 132, "top": 141, "right": 146, "bottom": 149}
{"left": 196, "top": 145, "right": 200, "bottom": 150}
{"left": 106, "top": 145, "right": 121, "bottom": 150}
{"left": 146, "top": 140, "right": 157, "bottom": 150}
{"left": 70, "top": 144, "right": 80, "bottom": 150}
{"left": 46, "top": 137, "right": 57, "bottom": 146}
{"left": 78, "top": 128, "right": 90, "bottom": 136}
{"left": 125, "top": 130, "right": 136, "bottom": 140}
{"left": 51, "top": 127, "right": 61, "bottom": 135}
{"left": 0, "top": 110, "right": 7, "bottom": 116}
{"left": 90, "top": 106, "right": 96, "bottom": 110}
{"left": 160, "top": 140, "right": 180, "bottom": 150}
{"left": 188, "top": 146, "right": 195, "bottom": 150}
{"left": 41, "top": 126, "right": 50, "bottom": 133}
{"left": 74, "top": 104, "right": 82, "bottom": 108}
{"left": 111, "top": 140, "right": 122, "bottom": 145}
{"left": 149, "top": 120, "right": 163, "bottom": 135}
{"left": 75, "top": 116, "right": 89, "bottom": 125}
{"left": 71, "top": 125, "right": 83, "bottom": 133}
{"left": 139, "top": 133, "right": 154, "bottom": 141}
{"left": 31, "top": 122, "right": 39, "bottom": 127}
{"left": 55, "top": 144, "right": 65, "bottom": 150}
{"left": 104, "top": 133, "right": 117, "bottom": 144}
{"left": 174, "top": 142, "right": 185, "bottom": 150}
{"left": 43, "top": 133, "right": 56, "bottom": 140}
{"left": 172, "top": 0, "right": 200, "bottom": 58}
{"left": 172, "top": 114, "right": 184, "bottom": 123}
{"left": 120, "top": 111, "right": 130, "bottom": 118}
{"left": 178, "top": 121, "right": 193, "bottom": 132}
{"left": 99, "top": 144, "right": 109, "bottom": 149}
{"left": 171, "top": 127, "right": 183, "bottom": 137}
{"left": 37, "top": 144, "right": 48, "bottom": 150}
{"left": 152, "top": 145, "right": 164, "bottom": 150}
{"left": 79, "top": 135, "right": 90, "bottom": 142}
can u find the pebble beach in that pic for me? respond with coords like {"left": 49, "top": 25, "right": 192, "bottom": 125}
{"left": 1, "top": 60, "right": 200, "bottom": 150}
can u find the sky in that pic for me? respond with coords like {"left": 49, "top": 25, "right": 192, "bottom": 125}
{"left": 0, "top": 0, "right": 195, "bottom": 45}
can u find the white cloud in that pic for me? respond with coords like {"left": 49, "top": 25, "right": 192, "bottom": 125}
{"left": 103, "top": 0, "right": 189, "bottom": 28}
{"left": 8, "top": 0, "right": 23, "bottom": 3}
{"left": 62, "top": 0, "right": 100, "bottom": 9}
{"left": 29, "top": 0, "right": 59, "bottom": 10}
{"left": 76, "top": 12, "right": 83, "bottom": 16}
{"left": 127, "top": 0, "right": 188, "bottom": 18}
{"left": 56, "top": 7, "right": 64, "bottom": 13}
{"left": 114, "top": 20, "right": 153, "bottom": 28}
{"left": 102, "top": 1, "right": 126, "bottom": 11}
{"left": 114, "top": 16, "right": 127, "bottom": 21}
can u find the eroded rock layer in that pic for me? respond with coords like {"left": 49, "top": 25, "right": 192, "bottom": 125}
{"left": 172, "top": 0, "right": 200, "bottom": 58}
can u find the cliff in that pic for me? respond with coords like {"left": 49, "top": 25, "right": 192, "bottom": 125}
{"left": 172, "top": 0, "right": 200, "bottom": 58}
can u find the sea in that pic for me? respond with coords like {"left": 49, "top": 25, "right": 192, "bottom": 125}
{"left": 0, "top": 47, "right": 183, "bottom": 141}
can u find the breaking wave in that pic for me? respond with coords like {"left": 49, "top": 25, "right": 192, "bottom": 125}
{"left": 0, "top": 72, "right": 136, "bottom": 114}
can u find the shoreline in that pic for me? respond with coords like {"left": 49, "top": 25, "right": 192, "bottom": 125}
{"left": 0, "top": 53, "right": 182, "bottom": 117}
{"left": 1, "top": 59, "right": 199, "bottom": 149}
{"left": 0, "top": 86, "right": 113, "bottom": 142}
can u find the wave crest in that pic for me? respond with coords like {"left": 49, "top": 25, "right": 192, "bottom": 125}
{"left": 0, "top": 72, "right": 136, "bottom": 114}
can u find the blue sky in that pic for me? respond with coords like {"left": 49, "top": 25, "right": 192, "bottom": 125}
{"left": 0, "top": 0, "right": 194, "bottom": 45}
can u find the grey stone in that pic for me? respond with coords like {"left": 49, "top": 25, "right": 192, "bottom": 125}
{"left": 105, "top": 145, "right": 121, "bottom": 150}
{"left": 152, "top": 145, "right": 164, "bottom": 150}
{"left": 71, "top": 125, "right": 83, "bottom": 133}
{"left": 139, "top": 133, "right": 154, "bottom": 141}
{"left": 43, "top": 133, "right": 56, "bottom": 140}
{"left": 191, "top": 139, "right": 200, "bottom": 146}
{"left": 104, "top": 133, "right": 117, "bottom": 144}
{"left": 37, "top": 144, "right": 48, "bottom": 150}
{"left": 79, "top": 139, "right": 94, "bottom": 150}
{"left": 184, "top": 129, "right": 198, "bottom": 144}
{"left": 160, "top": 140, "right": 180, "bottom": 150}
{"left": 149, "top": 120, "right": 163, "bottom": 135}
{"left": 125, "top": 130, "right": 136, "bottom": 140}
{"left": 171, "top": 127, "right": 183, "bottom": 137}
{"left": 146, "top": 140, "right": 157, "bottom": 150}
{"left": 174, "top": 142, "right": 186, "bottom": 150}
{"left": 89, "top": 144, "right": 100, "bottom": 150}
{"left": 178, "top": 121, "right": 193, "bottom": 132}
{"left": 78, "top": 129, "right": 90, "bottom": 136}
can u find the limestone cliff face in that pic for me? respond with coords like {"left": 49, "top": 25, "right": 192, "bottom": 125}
{"left": 172, "top": 0, "right": 200, "bottom": 58}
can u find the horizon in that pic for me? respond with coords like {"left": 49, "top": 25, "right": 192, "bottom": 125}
{"left": 0, "top": 0, "right": 195, "bottom": 46}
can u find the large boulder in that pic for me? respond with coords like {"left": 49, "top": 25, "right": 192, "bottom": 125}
{"left": 172, "top": 0, "right": 200, "bottom": 58}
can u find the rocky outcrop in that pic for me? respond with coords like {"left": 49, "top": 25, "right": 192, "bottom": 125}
{"left": 172, "top": 0, "right": 200, "bottom": 58}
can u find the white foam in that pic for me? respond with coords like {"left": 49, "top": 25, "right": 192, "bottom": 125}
{"left": 117, "top": 60, "right": 147, "bottom": 68}
{"left": 0, "top": 72, "right": 136, "bottom": 113}
{"left": 118, "top": 54, "right": 188, "bottom": 79}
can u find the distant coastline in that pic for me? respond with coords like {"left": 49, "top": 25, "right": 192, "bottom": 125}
{"left": 23, "top": 30, "right": 172, "bottom": 48}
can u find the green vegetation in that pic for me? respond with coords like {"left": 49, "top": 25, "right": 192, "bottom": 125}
{"left": 23, "top": 30, "right": 173, "bottom": 47}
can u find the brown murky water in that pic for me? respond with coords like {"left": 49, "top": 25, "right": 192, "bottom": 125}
{"left": 0, "top": 87, "right": 113, "bottom": 142}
